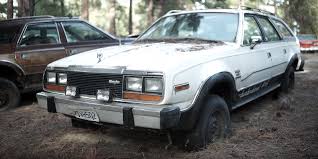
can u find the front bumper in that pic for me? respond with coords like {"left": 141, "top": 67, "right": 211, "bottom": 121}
{"left": 36, "top": 92, "right": 180, "bottom": 130}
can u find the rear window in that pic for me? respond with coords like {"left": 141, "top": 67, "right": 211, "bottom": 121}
{"left": 0, "top": 27, "right": 19, "bottom": 44}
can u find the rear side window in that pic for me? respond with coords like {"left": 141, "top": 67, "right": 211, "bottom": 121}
{"left": 271, "top": 19, "right": 294, "bottom": 39}
{"left": 0, "top": 27, "right": 18, "bottom": 44}
{"left": 62, "top": 21, "right": 110, "bottom": 43}
{"left": 19, "top": 22, "right": 60, "bottom": 46}
{"left": 257, "top": 17, "right": 280, "bottom": 42}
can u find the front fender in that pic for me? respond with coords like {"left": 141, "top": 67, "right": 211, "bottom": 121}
{"left": 175, "top": 72, "right": 237, "bottom": 131}
{"left": 0, "top": 60, "right": 25, "bottom": 76}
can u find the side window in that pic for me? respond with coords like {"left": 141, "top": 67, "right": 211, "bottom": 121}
{"left": 271, "top": 19, "right": 294, "bottom": 39}
{"left": 62, "top": 22, "right": 110, "bottom": 43}
{"left": 19, "top": 22, "right": 60, "bottom": 46}
{"left": 0, "top": 27, "right": 17, "bottom": 44}
{"left": 243, "top": 16, "right": 262, "bottom": 46}
{"left": 257, "top": 17, "right": 280, "bottom": 42}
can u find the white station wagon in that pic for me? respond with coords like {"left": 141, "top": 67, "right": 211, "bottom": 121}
{"left": 37, "top": 8, "right": 302, "bottom": 150}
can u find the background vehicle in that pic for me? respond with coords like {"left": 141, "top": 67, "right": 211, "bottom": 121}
{"left": 0, "top": 16, "right": 133, "bottom": 111}
{"left": 37, "top": 8, "right": 300, "bottom": 150}
{"left": 297, "top": 34, "right": 318, "bottom": 53}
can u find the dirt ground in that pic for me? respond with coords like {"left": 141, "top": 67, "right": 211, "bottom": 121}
{"left": 0, "top": 54, "right": 317, "bottom": 159}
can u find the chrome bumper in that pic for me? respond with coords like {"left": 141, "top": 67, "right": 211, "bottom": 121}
{"left": 300, "top": 47, "right": 318, "bottom": 52}
{"left": 36, "top": 92, "right": 180, "bottom": 129}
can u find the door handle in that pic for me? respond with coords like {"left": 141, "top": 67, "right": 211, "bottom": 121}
{"left": 267, "top": 52, "right": 271, "bottom": 58}
{"left": 67, "top": 49, "right": 77, "bottom": 55}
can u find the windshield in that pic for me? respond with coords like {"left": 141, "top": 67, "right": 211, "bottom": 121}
{"left": 138, "top": 12, "right": 239, "bottom": 43}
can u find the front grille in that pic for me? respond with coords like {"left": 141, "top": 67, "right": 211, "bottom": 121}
{"left": 67, "top": 72, "right": 123, "bottom": 98}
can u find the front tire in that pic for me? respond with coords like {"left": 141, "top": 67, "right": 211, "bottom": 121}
{"left": 0, "top": 78, "right": 20, "bottom": 111}
{"left": 185, "top": 95, "right": 231, "bottom": 151}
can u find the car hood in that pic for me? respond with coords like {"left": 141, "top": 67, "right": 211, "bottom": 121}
{"left": 48, "top": 42, "right": 237, "bottom": 74}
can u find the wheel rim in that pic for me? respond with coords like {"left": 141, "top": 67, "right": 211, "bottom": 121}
{"left": 0, "top": 92, "right": 9, "bottom": 108}
{"left": 206, "top": 111, "right": 224, "bottom": 143}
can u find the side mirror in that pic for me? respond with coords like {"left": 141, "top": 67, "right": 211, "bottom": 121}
{"left": 250, "top": 36, "right": 262, "bottom": 49}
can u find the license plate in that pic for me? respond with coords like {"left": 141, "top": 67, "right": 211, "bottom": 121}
{"left": 74, "top": 110, "right": 100, "bottom": 122}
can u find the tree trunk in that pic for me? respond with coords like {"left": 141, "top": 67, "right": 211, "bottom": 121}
{"left": 146, "top": 0, "right": 154, "bottom": 26}
{"left": 81, "top": 0, "right": 89, "bottom": 20}
{"left": 29, "top": 0, "right": 35, "bottom": 16}
{"left": 17, "top": 0, "right": 31, "bottom": 17}
{"left": 60, "top": 0, "right": 65, "bottom": 16}
{"left": 128, "top": 0, "right": 133, "bottom": 34}
{"left": 107, "top": 0, "right": 116, "bottom": 35}
{"left": 7, "top": 0, "right": 13, "bottom": 19}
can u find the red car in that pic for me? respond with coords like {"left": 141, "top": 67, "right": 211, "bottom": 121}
{"left": 298, "top": 34, "right": 318, "bottom": 53}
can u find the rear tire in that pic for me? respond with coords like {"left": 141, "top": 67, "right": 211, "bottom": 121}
{"left": 281, "top": 66, "right": 295, "bottom": 93}
{"left": 184, "top": 95, "right": 231, "bottom": 151}
{"left": 0, "top": 78, "right": 20, "bottom": 111}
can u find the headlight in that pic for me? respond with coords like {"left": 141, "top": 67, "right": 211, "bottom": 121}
{"left": 126, "top": 77, "right": 142, "bottom": 92}
{"left": 145, "top": 78, "right": 163, "bottom": 94}
{"left": 57, "top": 73, "right": 67, "bottom": 85}
{"left": 47, "top": 72, "right": 56, "bottom": 83}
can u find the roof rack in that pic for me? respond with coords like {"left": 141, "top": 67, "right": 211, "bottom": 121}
{"left": 165, "top": 10, "right": 183, "bottom": 15}
{"left": 0, "top": 15, "right": 55, "bottom": 23}
{"left": 240, "top": 6, "right": 275, "bottom": 16}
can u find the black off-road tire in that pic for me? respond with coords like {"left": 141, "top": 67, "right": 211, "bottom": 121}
{"left": 0, "top": 78, "right": 20, "bottom": 111}
{"left": 281, "top": 66, "right": 295, "bottom": 93}
{"left": 184, "top": 95, "right": 231, "bottom": 151}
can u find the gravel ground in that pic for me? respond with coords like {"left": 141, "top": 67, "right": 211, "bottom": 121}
{"left": 0, "top": 54, "right": 317, "bottom": 159}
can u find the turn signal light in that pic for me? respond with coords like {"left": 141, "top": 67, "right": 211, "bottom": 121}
{"left": 123, "top": 92, "right": 161, "bottom": 101}
{"left": 45, "top": 84, "right": 65, "bottom": 92}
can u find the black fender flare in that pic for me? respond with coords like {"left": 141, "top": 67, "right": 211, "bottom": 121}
{"left": 176, "top": 72, "right": 237, "bottom": 131}
{"left": 0, "top": 60, "right": 25, "bottom": 77}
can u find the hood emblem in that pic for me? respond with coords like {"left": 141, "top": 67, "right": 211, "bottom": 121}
{"left": 97, "top": 53, "right": 103, "bottom": 63}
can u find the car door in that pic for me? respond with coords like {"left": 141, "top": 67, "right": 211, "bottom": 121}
{"left": 60, "top": 21, "right": 119, "bottom": 56}
{"left": 236, "top": 15, "right": 273, "bottom": 97}
{"left": 15, "top": 22, "right": 67, "bottom": 75}
{"left": 271, "top": 18, "right": 298, "bottom": 70}
{"left": 255, "top": 16, "right": 286, "bottom": 78}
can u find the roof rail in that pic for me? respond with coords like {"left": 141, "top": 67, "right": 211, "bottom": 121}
{"left": 240, "top": 6, "right": 275, "bottom": 16}
{"left": 14, "top": 15, "right": 55, "bottom": 20}
{"left": 165, "top": 10, "right": 182, "bottom": 15}
{"left": 0, "top": 15, "right": 55, "bottom": 23}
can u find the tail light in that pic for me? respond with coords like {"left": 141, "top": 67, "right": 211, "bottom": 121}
{"left": 300, "top": 41, "right": 313, "bottom": 48}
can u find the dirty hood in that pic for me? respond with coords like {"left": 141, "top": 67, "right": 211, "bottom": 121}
{"left": 48, "top": 42, "right": 236, "bottom": 73}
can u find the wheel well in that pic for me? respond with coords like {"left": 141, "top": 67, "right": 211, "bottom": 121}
{"left": 208, "top": 80, "right": 235, "bottom": 110}
{"left": 0, "top": 65, "right": 23, "bottom": 88}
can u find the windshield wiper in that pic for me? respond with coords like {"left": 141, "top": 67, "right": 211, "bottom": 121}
{"left": 134, "top": 38, "right": 165, "bottom": 43}
{"left": 169, "top": 37, "right": 224, "bottom": 44}
{"left": 135, "top": 37, "right": 224, "bottom": 44}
